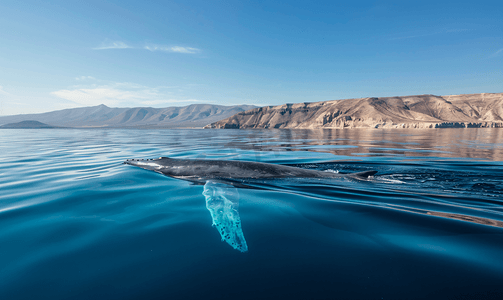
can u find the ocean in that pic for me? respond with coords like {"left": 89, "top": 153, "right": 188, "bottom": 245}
{"left": 0, "top": 128, "right": 502, "bottom": 300}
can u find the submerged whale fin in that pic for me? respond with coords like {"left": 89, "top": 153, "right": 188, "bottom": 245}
{"left": 203, "top": 181, "right": 248, "bottom": 252}
{"left": 347, "top": 170, "right": 378, "bottom": 179}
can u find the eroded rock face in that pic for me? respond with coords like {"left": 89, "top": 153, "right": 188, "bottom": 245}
{"left": 205, "top": 93, "right": 503, "bottom": 129}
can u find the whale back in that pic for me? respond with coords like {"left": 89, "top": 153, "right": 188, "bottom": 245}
{"left": 124, "top": 157, "right": 376, "bottom": 182}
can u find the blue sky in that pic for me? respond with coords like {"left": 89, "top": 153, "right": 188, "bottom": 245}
{"left": 0, "top": 0, "right": 502, "bottom": 115}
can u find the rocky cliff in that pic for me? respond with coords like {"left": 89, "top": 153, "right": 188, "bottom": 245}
{"left": 205, "top": 93, "right": 503, "bottom": 129}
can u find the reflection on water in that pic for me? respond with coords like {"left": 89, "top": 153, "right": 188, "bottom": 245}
{"left": 426, "top": 211, "right": 503, "bottom": 228}
{"left": 221, "top": 128, "right": 503, "bottom": 161}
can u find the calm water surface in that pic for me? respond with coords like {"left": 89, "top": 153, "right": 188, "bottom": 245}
{"left": 0, "top": 128, "right": 502, "bottom": 300}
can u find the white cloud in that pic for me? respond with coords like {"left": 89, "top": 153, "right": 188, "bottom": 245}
{"left": 75, "top": 76, "right": 96, "bottom": 81}
{"left": 170, "top": 46, "right": 201, "bottom": 54}
{"left": 445, "top": 28, "right": 470, "bottom": 33}
{"left": 93, "top": 41, "right": 132, "bottom": 50}
{"left": 92, "top": 40, "right": 201, "bottom": 53}
{"left": 113, "top": 82, "right": 148, "bottom": 89}
{"left": 489, "top": 48, "right": 503, "bottom": 58}
{"left": 0, "top": 86, "right": 10, "bottom": 96}
{"left": 51, "top": 82, "right": 206, "bottom": 107}
{"left": 144, "top": 45, "right": 201, "bottom": 54}
{"left": 51, "top": 88, "right": 131, "bottom": 106}
{"left": 389, "top": 28, "right": 470, "bottom": 41}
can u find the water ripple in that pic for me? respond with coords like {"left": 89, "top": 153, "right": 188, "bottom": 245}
{"left": 1, "top": 128, "right": 503, "bottom": 299}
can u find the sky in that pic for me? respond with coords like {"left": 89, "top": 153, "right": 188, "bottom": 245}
{"left": 0, "top": 0, "right": 502, "bottom": 115}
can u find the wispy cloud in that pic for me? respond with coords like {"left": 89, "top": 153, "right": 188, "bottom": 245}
{"left": 75, "top": 76, "right": 96, "bottom": 81}
{"left": 52, "top": 88, "right": 137, "bottom": 106}
{"left": 389, "top": 32, "right": 436, "bottom": 41}
{"left": 93, "top": 41, "right": 132, "bottom": 50}
{"left": 489, "top": 48, "right": 503, "bottom": 58}
{"left": 445, "top": 29, "right": 470, "bottom": 33}
{"left": 0, "top": 86, "right": 11, "bottom": 96}
{"left": 51, "top": 81, "right": 205, "bottom": 107}
{"left": 92, "top": 40, "right": 201, "bottom": 54}
{"left": 113, "top": 82, "right": 148, "bottom": 89}
{"left": 388, "top": 28, "right": 470, "bottom": 41}
{"left": 0, "top": 87, "right": 30, "bottom": 115}
{"left": 144, "top": 45, "right": 201, "bottom": 54}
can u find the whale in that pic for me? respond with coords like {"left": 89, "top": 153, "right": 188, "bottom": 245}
{"left": 124, "top": 156, "right": 377, "bottom": 252}
{"left": 124, "top": 157, "right": 377, "bottom": 184}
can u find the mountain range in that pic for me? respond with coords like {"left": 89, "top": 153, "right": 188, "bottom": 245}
{"left": 0, "top": 104, "right": 257, "bottom": 128}
{"left": 2, "top": 92, "right": 502, "bottom": 129}
{"left": 206, "top": 93, "right": 503, "bottom": 129}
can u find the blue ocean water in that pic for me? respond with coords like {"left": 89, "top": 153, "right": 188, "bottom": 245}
{"left": 0, "top": 128, "right": 502, "bottom": 300}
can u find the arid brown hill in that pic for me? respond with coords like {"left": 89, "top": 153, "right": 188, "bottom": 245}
{"left": 206, "top": 93, "right": 503, "bottom": 129}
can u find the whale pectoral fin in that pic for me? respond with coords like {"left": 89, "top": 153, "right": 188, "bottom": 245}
{"left": 203, "top": 180, "right": 248, "bottom": 252}
{"left": 349, "top": 170, "right": 378, "bottom": 179}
